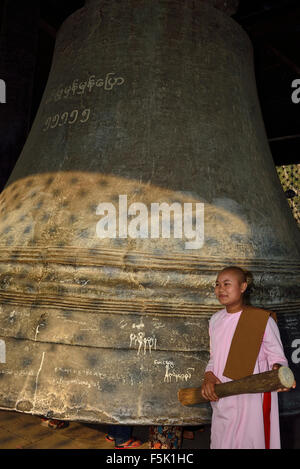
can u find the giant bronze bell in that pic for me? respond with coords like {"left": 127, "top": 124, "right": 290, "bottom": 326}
{"left": 0, "top": 0, "right": 300, "bottom": 424}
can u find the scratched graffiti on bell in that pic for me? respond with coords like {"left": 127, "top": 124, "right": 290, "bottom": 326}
{"left": 163, "top": 362, "right": 195, "bottom": 383}
{"left": 42, "top": 108, "right": 90, "bottom": 131}
{"left": 45, "top": 73, "right": 125, "bottom": 104}
{"left": 129, "top": 332, "right": 157, "bottom": 356}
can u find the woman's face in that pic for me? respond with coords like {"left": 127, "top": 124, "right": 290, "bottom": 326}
{"left": 215, "top": 270, "right": 247, "bottom": 307}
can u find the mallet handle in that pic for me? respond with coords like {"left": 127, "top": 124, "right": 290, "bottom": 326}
{"left": 178, "top": 366, "right": 294, "bottom": 406}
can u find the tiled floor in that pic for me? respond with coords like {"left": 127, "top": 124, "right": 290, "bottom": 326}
{"left": 0, "top": 410, "right": 210, "bottom": 449}
{"left": 0, "top": 409, "right": 299, "bottom": 449}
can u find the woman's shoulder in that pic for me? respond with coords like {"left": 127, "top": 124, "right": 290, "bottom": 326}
{"left": 209, "top": 308, "right": 227, "bottom": 326}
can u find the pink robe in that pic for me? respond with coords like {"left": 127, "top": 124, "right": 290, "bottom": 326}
{"left": 205, "top": 308, "right": 288, "bottom": 449}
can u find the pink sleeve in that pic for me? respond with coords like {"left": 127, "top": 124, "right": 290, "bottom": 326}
{"left": 262, "top": 317, "right": 288, "bottom": 369}
{"left": 205, "top": 321, "right": 214, "bottom": 373}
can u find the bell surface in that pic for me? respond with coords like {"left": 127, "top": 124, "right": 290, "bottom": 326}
{"left": 0, "top": 0, "right": 299, "bottom": 424}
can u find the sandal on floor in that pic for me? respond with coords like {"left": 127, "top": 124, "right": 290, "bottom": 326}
{"left": 41, "top": 418, "right": 69, "bottom": 429}
{"left": 115, "top": 438, "right": 142, "bottom": 449}
{"left": 105, "top": 434, "right": 115, "bottom": 442}
{"left": 183, "top": 430, "right": 194, "bottom": 440}
{"left": 49, "top": 419, "right": 69, "bottom": 429}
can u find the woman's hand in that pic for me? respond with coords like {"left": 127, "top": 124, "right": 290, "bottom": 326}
{"left": 201, "top": 371, "right": 222, "bottom": 401}
{"left": 272, "top": 363, "right": 296, "bottom": 392}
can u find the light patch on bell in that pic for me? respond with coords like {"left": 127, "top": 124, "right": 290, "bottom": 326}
{"left": 0, "top": 339, "right": 6, "bottom": 363}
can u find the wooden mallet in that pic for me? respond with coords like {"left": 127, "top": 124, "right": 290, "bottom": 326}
{"left": 178, "top": 366, "right": 295, "bottom": 406}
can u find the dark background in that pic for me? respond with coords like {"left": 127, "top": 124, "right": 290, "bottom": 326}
{"left": 0, "top": 0, "right": 299, "bottom": 191}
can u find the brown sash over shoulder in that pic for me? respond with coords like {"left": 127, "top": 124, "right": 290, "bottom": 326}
{"left": 223, "top": 305, "right": 277, "bottom": 380}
